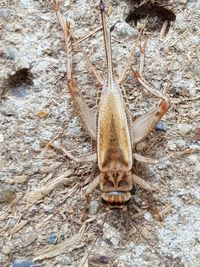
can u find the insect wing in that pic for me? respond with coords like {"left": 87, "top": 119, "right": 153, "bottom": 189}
{"left": 97, "top": 80, "right": 132, "bottom": 172}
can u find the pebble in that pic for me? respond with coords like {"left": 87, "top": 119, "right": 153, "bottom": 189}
{"left": 144, "top": 212, "right": 153, "bottom": 222}
{"left": 89, "top": 200, "right": 99, "bottom": 215}
{"left": 42, "top": 205, "right": 54, "bottom": 214}
{"left": 194, "top": 128, "right": 200, "bottom": 141}
{"left": 99, "top": 255, "right": 109, "bottom": 264}
{"left": 23, "top": 137, "right": 34, "bottom": 144}
{"left": 0, "top": 185, "right": 17, "bottom": 203}
{"left": 156, "top": 121, "right": 167, "bottom": 132}
{"left": 5, "top": 48, "right": 16, "bottom": 60}
{"left": 36, "top": 110, "right": 49, "bottom": 118}
{"left": 114, "top": 20, "right": 139, "bottom": 39}
{"left": 2, "top": 245, "right": 10, "bottom": 255}
{"left": 21, "top": 232, "right": 37, "bottom": 247}
{"left": 168, "top": 141, "right": 177, "bottom": 151}
{"left": 40, "top": 130, "right": 53, "bottom": 140}
{"left": 190, "top": 36, "right": 199, "bottom": 46}
{"left": 31, "top": 141, "right": 41, "bottom": 152}
{"left": 47, "top": 232, "right": 57, "bottom": 244}
{"left": 12, "top": 259, "right": 40, "bottom": 267}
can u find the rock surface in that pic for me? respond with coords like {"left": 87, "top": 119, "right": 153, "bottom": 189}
{"left": 0, "top": 0, "right": 199, "bottom": 266}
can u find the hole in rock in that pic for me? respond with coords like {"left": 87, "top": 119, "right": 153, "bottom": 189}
{"left": 8, "top": 68, "right": 33, "bottom": 97}
{"left": 125, "top": 2, "right": 176, "bottom": 34}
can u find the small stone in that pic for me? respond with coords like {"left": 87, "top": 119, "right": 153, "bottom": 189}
{"left": 168, "top": 141, "right": 177, "bottom": 151}
{"left": 12, "top": 259, "right": 40, "bottom": 267}
{"left": 13, "top": 175, "right": 28, "bottom": 184}
{"left": 47, "top": 232, "right": 57, "bottom": 244}
{"left": 0, "top": 133, "right": 4, "bottom": 142}
{"left": 40, "top": 130, "right": 53, "bottom": 139}
{"left": 89, "top": 200, "right": 99, "bottom": 215}
{"left": 2, "top": 245, "right": 10, "bottom": 255}
{"left": 31, "top": 141, "right": 41, "bottom": 152}
{"left": 22, "top": 232, "right": 37, "bottom": 247}
{"left": 36, "top": 110, "right": 49, "bottom": 118}
{"left": 42, "top": 205, "right": 54, "bottom": 214}
{"left": 0, "top": 185, "right": 17, "bottom": 203}
{"left": 6, "top": 48, "right": 16, "bottom": 60}
{"left": 194, "top": 128, "right": 200, "bottom": 141}
{"left": 190, "top": 36, "right": 199, "bottom": 46}
{"left": 144, "top": 212, "right": 153, "bottom": 222}
{"left": 156, "top": 121, "right": 167, "bottom": 132}
{"left": 114, "top": 20, "right": 139, "bottom": 39}
{"left": 23, "top": 137, "right": 34, "bottom": 144}
{"left": 99, "top": 255, "right": 109, "bottom": 264}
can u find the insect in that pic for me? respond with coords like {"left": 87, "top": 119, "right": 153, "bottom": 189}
{"left": 53, "top": 0, "right": 170, "bottom": 208}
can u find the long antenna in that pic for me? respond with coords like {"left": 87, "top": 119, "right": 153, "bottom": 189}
{"left": 99, "top": 0, "right": 113, "bottom": 83}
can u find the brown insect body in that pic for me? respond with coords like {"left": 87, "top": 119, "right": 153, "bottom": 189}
{"left": 53, "top": 0, "right": 170, "bottom": 209}
{"left": 98, "top": 77, "right": 133, "bottom": 207}
{"left": 97, "top": 2, "right": 135, "bottom": 207}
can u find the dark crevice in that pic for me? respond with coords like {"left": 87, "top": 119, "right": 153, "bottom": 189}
{"left": 4, "top": 68, "right": 34, "bottom": 98}
{"left": 125, "top": 3, "right": 176, "bottom": 33}
{"left": 8, "top": 68, "right": 33, "bottom": 88}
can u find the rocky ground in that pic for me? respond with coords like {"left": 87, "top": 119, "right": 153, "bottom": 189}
{"left": 0, "top": 0, "right": 200, "bottom": 266}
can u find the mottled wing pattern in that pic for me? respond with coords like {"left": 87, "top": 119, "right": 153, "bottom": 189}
{"left": 97, "top": 80, "right": 132, "bottom": 172}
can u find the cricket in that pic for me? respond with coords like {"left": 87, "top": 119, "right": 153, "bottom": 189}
{"left": 53, "top": 0, "right": 170, "bottom": 208}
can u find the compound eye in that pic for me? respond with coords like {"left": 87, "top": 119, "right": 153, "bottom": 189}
{"left": 118, "top": 180, "right": 128, "bottom": 187}
{"left": 104, "top": 180, "right": 114, "bottom": 187}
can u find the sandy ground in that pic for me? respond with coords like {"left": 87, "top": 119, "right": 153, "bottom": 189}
{"left": 0, "top": 0, "right": 200, "bottom": 266}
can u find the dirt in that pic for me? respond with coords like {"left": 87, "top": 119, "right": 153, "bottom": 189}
{"left": 0, "top": 0, "right": 200, "bottom": 266}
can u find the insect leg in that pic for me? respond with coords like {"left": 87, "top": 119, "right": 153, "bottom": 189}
{"left": 118, "top": 42, "right": 136, "bottom": 84}
{"left": 85, "top": 176, "right": 100, "bottom": 197}
{"left": 132, "top": 174, "right": 155, "bottom": 193}
{"left": 53, "top": 0, "right": 97, "bottom": 140}
{"left": 132, "top": 70, "right": 169, "bottom": 102}
{"left": 133, "top": 149, "right": 200, "bottom": 164}
{"left": 68, "top": 80, "right": 97, "bottom": 140}
{"left": 131, "top": 99, "right": 170, "bottom": 144}
{"left": 78, "top": 46, "right": 103, "bottom": 85}
{"left": 139, "top": 39, "right": 147, "bottom": 74}
{"left": 49, "top": 143, "right": 97, "bottom": 163}
{"left": 132, "top": 39, "right": 169, "bottom": 102}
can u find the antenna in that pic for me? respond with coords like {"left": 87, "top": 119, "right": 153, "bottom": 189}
{"left": 99, "top": 0, "right": 113, "bottom": 83}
